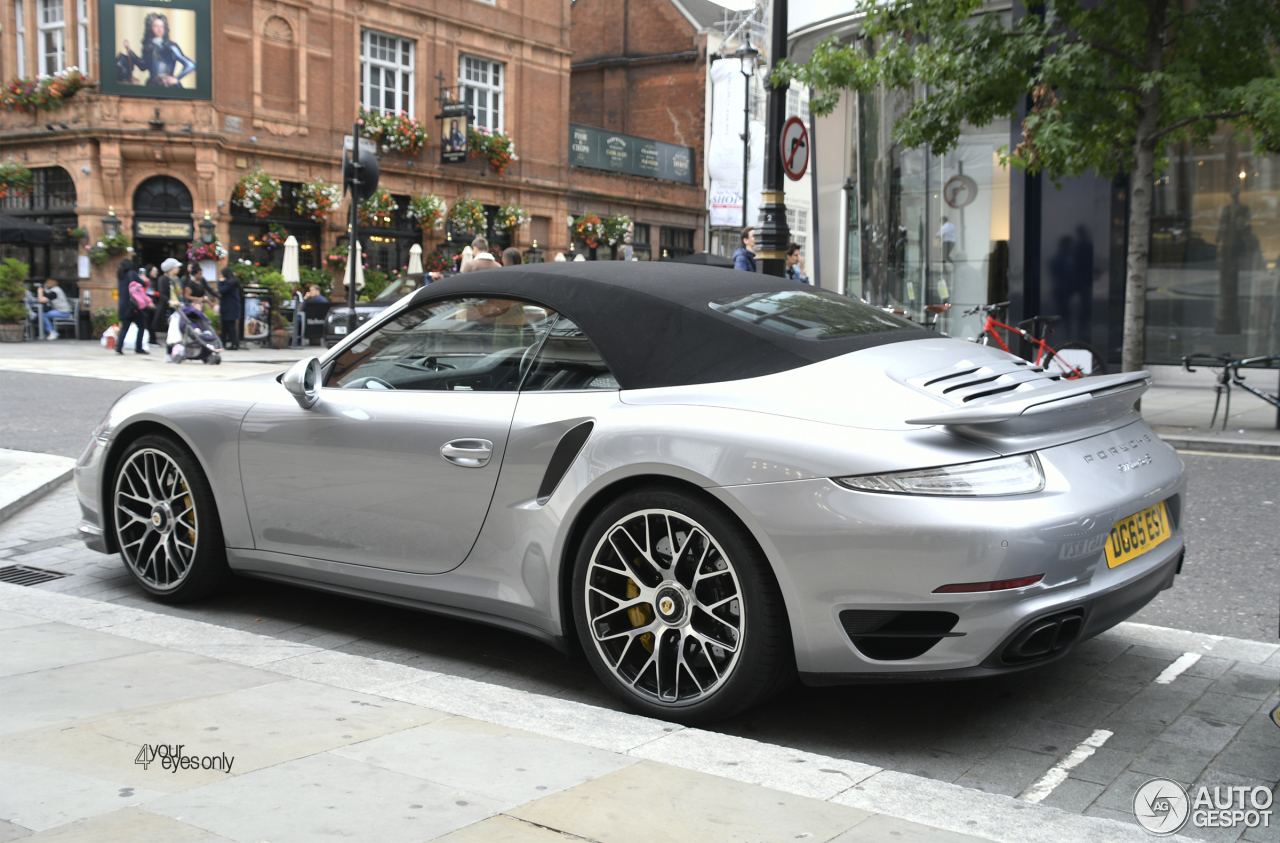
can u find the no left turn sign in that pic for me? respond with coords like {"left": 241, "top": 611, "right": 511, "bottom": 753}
{"left": 781, "top": 117, "right": 809, "bottom": 181}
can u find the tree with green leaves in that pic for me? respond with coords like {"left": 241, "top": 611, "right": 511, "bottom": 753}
{"left": 776, "top": 0, "right": 1280, "bottom": 372}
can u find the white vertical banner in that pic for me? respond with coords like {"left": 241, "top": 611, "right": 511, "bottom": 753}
{"left": 710, "top": 180, "right": 742, "bottom": 227}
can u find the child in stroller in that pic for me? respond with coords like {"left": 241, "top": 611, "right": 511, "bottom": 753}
{"left": 168, "top": 303, "right": 222, "bottom": 364}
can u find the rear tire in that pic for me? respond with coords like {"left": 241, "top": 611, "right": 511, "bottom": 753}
{"left": 1045, "top": 340, "right": 1107, "bottom": 378}
{"left": 572, "top": 485, "right": 794, "bottom": 724}
{"left": 111, "top": 434, "right": 233, "bottom": 603}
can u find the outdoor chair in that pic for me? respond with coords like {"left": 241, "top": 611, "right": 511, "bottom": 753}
{"left": 46, "top": 300, "right": 81, "bottom": 340}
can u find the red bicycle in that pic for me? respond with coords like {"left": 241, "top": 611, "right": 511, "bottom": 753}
{"left": 963, "top": 301, "right": 1107, "bottom": 379}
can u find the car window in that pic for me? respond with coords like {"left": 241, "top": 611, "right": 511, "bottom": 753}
{"left": 709, "top": 290, "right": 914, "bottom": 340}
{"left": 520, "top": 316, "right": 619, "bottom": 391}
{"left": 326, "top": 297, "right": 557, "bottom": 391}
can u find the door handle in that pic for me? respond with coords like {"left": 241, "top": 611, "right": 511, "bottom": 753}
{"left": 440, "top": 439, "right": 493, "bottom": 468}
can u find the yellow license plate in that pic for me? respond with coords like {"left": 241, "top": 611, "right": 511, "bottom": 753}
{"left": 1105, "top": 501, "right": 1171, "bottom": 568}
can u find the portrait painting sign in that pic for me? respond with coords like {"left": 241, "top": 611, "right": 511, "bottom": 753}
{"left": 440, "top": 104, "right": 470, "bottom": 165}
{"left": 97, "top": 0, "right": 212, "bottom": 100}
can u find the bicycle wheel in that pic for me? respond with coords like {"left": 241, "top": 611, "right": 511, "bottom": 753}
{"left": 1044, "top": 341, "right": 1107, "bottom": 379}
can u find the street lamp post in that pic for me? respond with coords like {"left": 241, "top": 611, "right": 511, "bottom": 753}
{"left": 199, "top": 211, "right": 216, "bottom": 245}
{"left": 733, "top": 36, "right": 759, "bottom": 240}
{"left": 102, "top": 207, "right": 120, "bottom": 239}
{"left": 756, "top": 0, "right": 792, "bottom": 278}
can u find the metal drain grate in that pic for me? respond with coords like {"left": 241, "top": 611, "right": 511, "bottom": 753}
{"left": 0, "top": 565, "right": 69, "bottom": 586}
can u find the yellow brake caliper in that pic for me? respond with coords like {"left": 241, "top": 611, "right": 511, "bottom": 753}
{"left": 625, "top": 575, "right": 654, "bottom": 653}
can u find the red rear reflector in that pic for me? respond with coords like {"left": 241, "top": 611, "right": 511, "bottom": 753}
{"left": 933, "top": 574, "right": 1044, "bottom": 594}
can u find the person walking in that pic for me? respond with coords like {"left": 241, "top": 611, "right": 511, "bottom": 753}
{"left": 218, "top": 266, "right": 242, "bottom": 350}
{"left": 784, "top": 243, "right": 810, "bottom": 284}
{"left": 732, "top": 227, "right": 756, "bottom": 272}
{"left": 114, "top": 259, "right": 136, "bottom": 354}
{"left": 121, "top": 261, "right": 154, "bottom": 354}
{"left": 151, "top": 258, "right": 181, "bottom": 351}
{"left": 501, "top": 247, "right": 523, "bottom": 266}
{"left": 461, "top": 236, "right": 498, "bottom": 273}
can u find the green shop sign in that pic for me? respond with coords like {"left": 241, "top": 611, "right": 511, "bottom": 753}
{"left": 569, "top": 124, "right": 694, "bottom": 185}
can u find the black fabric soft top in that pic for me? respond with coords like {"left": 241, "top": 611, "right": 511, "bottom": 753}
{"left": 408, "top": 263, "right": 929, "bottom": 390}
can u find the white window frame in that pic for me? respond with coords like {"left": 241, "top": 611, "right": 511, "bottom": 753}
{"left": 15, "top": 0, "right": 27, "bottom": 76}
{"left": 460, "top": 54, "right": 503, "bottom": 134}
{"left": 38, "top": 0, "right": 66, "bottom": 76}
{"left": 360, "top": 29, "right": 414, "bottom": 118}
{"left": 76, "top": 0, "right": 88, "bottom": 72}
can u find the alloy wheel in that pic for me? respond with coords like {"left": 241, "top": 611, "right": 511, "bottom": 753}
{"left": 584, "top": 508, "right": 745, "bottom": 705}
{"left": 114, "top": 448, "right": 199, "bottom": 591}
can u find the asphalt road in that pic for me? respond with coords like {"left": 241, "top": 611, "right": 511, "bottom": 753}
{"left": 1, "top": 369, "right": 1276, "bottom": 641}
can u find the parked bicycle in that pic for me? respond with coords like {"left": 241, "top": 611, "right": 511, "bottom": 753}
{"left": 962, "top": 301, "right": 1107, "bottom": 379}
{"left": 1181, "top": 353, "right": 1280, "bottom": 430}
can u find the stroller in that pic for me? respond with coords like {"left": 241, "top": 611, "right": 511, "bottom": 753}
{"left": 167, "top": 303, "right": 223, "bottom": 364}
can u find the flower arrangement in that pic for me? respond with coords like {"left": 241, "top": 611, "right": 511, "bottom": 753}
{"left": 357, "top": 187, "right": 398, "bottom": 227}
{"left": 448, "top": 198, "right": 488, "bottom": 236}
{"left": 262, "top": 223, "right": 288, "bottom": 252}
{"left": 573, "top": 213, "right": 606, "bottom": 249}
{"left": 603, "top": 214, "right": 634, "bottom": 246}
{"left": 493, "top": 203, "right": 529, "bottom": 233}
{"left": 232, "top": 168, "right": 282, "bottom": 217}
{"left": 326, "top": 243, "right": 350, "bottom": 268}
{"left": 0, "top": 160, "right": 34, "bottom": 199}
{"left": 467, "top": 127, "right": 518, "bottom": 176}
{"left": 0, "top": 68, "right": 88, "bottom": 114}
{"left": 359, "top": 108, "right": 429, "bottom": 155}
{"left": 187, "top": 240, "right": 228, "bottom": 262}
{"left": 424, "top": 249, "right": 450, "bottom": 273}
{"left": 405, "top": 193, "right": 446, "bottom": 232}
{"left": 293, "top": 177, "right": 341, "bottom": 223}
{"left": 102, "top": 232, "right": 131, "bottom": 255}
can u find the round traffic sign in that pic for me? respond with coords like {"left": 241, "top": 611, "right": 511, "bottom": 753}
{"left": 781, "top": 117, "right": 809, "bottom": 181}
{"left": 943, "top": 174, "right": 978, "bottom": 208}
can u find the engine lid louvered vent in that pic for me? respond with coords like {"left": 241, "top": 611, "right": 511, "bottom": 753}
{"left": 904, "top": 357, "right": 1065, "bottom": 405}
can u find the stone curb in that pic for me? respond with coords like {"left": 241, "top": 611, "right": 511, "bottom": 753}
{"left": 0, "top": 450, "right": 76, "bottom": 524}
{"left": 0, "top": 582, "right": 1218, "bottom": 843}
{"left": 1155, "top": 434, "right": 1280, "bottom": 457}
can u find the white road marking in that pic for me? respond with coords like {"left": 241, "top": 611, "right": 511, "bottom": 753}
{"left": 1154, "top": 652, "right": 1202, "bottom": 684}
{"left": 1019, "top": 729, "right": 1113, "bottom": 804}
{"left": 1175, "top": 449, "right": 1280, "bottom": 462}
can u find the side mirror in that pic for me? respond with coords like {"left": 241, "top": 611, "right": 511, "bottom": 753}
{"left": 283, "top": 357, "right": 322, "bottom": 409}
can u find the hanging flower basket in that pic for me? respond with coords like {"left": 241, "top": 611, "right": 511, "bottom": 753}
{"left": 187, "top": 240, "right": 228, "bottom": 262}
{"left": 232, "top": 168, "right": 282, "bottom": 218}
{"left": 573, "top": 213, "right": 606, "bottom": 249}
{"left": 294, "top": 177, "right": 341, "bottom": 223}
{"left": 0, "top": 160, "right": 34, "bottom": 199}
{"left": 262, "top": 222, "right": 288, "bottom": 252}
{"left": 603, "top": 214, "right": 634, "bottom": 247}
{"left": 494, "top": 203, "right": 529, "bottom": 233}
{"left": 358, "top": 187, "right": 398, "bottom": 227}
{"left": 0, "top": 68, "right": 88, "bottom": 114}
{"left": 467, "top": 128, "right": 519, "bottom": 176}
{"left": 359, "top": 108, "right": 429, "bottom": 155}
{"left": 449, "top": 198, "right": 488, "bottom": 236}
{"left": 325, "top": 243, "right": 350, "bottom": 269}
{"left": 405, "top": 193, "right": 446, "bottom": 232}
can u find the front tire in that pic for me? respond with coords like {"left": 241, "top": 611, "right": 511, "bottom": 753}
{"left": 572, "top": 486, "right": 793, "bottom": 724}
{"left": 111, "top": 434, "right": 233, "bottom": 603}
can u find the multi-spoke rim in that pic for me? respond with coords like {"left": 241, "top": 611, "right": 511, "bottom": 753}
{"left": 113, "top": 448, "right": 198, "bottom": 591}
{"left": 585, "top": 508, "right": 745, "bottom": 706}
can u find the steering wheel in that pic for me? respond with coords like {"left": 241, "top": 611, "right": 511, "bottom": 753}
{"left": 343, "top": 376, "right": 396, "bottom": 390}
{"left": 517, "top": 343, "right": 540, "bottom": 381}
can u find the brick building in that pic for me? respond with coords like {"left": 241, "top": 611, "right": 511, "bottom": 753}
{"left": 567, "top": 0, "right": 714, "bottom": 259}
{"left": 0, "top": 0, "right": 574, "bottom": 310}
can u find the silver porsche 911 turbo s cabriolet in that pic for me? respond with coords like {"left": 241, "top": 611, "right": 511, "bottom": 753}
{"left": 74, "top": 263, "right": 1185, "bottom": 723}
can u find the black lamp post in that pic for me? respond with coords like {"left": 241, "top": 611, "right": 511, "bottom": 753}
{"left": 199, "top": 211, "right": 216, "bottom": 245}
{"left": 755, "top": 0, "right": 792, "bottom": 277}
{"left": 102, "top": 207, "right": 120, "bottom": 239}
{"left": 733, "top": 36, "right": 759, "bottom": 238}
{"left": 523, "top": 239, "right": 544, "bottom": 264}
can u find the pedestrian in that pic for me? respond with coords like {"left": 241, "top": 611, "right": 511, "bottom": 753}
{"left": 461, "top": 236, "right": 498, "bottom": 272}
{"left": 502, "top": 247, "right": 523, "bottom": 266}
{"left": 183, "top": 265, "right": 211, "bottom": 303}
{"left": 115, "top": 259, "right": 136, "bottom": 353}
{"left": 151, "top": 258, "right": 181, "bottom": 350}
{"left": 218, "top": 266, "right": 242, "bottom": 350}
{"left": 34, "top": 278, "right": 72, "bottom": 339}
{"left": 732, "top": 227, "right": 756, "bottom": 272}
{"left": 122, "top": 262, "right": 154, "bottom": 354}
{"left": 784, "top": 243, "right": 810, "bottom": 285}
{"left": 935, "top": 216, "right": 957, "bottom": 263}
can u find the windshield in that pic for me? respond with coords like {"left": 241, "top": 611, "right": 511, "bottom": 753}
{"left": 709, "top": 290, "right": 915, "bottom": 340}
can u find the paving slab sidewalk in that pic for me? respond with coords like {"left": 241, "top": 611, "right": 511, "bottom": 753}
{"left": 0, "top": 584, "right": 1200, "bottom": 843}
{"left": 0, "top": 449, "right": 75, "bottom": 524}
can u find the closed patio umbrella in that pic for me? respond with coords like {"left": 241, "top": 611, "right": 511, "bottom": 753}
{"left": 0, "top": 213, "right": 55, "bottom": 244}
{"left": 281, "top": 235, "right": 300, "bottom": 284}
{"left": 408, "top": 243, "right": 423, "bottom": 275}
{"left": 343, "top": 241, "right": 365, "bottom": 293}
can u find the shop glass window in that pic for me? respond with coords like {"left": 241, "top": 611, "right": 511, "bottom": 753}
{"left": 38, "top": 0, "right": 65, "bottom": 75}
{"left": 2, "top": 166, "right": 76, "bottom": 212}
{"left": 659, "top": 227, "right": 693, "bottom": 259}
{"left": 361, "top": 30, "right": 414, "bottom": 117}
{"left": 631, "top": 224, "right": 651, "bottom": 260}
{"left": 1146, "top": 131, "right": 1280, "bottom": 362}
{"left": 461, "top": 55, "right": 503, "bottom": 133}
{"left": 77, "top": 0, "right": 89, "bottom": 71}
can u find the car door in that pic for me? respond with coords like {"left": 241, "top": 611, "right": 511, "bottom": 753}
{"left": 239, "top": 296, "right": 557, "bottom": 574}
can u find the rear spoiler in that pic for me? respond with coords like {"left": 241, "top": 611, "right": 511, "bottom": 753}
{"left": 905, "top": 371, "right": 1150, "bottom": 426}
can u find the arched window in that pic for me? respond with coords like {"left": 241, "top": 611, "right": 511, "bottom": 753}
{"left": 133, "top": 176, "right": 193, "bottom": 216}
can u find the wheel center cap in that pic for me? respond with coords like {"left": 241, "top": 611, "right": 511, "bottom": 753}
{"left": 150, "top": 503, "right": 172, "bottom": 534}
{"left": 655, "top": 586, "right": 687, "bottom": 624}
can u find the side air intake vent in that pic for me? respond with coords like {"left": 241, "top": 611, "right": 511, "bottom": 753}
{"left": 839, "top": 610, "right": 962, "bottom": 661}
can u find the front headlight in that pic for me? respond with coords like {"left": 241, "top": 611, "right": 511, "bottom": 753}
{"left": 833, "top": 453, "right": 1045, "bottom": 497}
